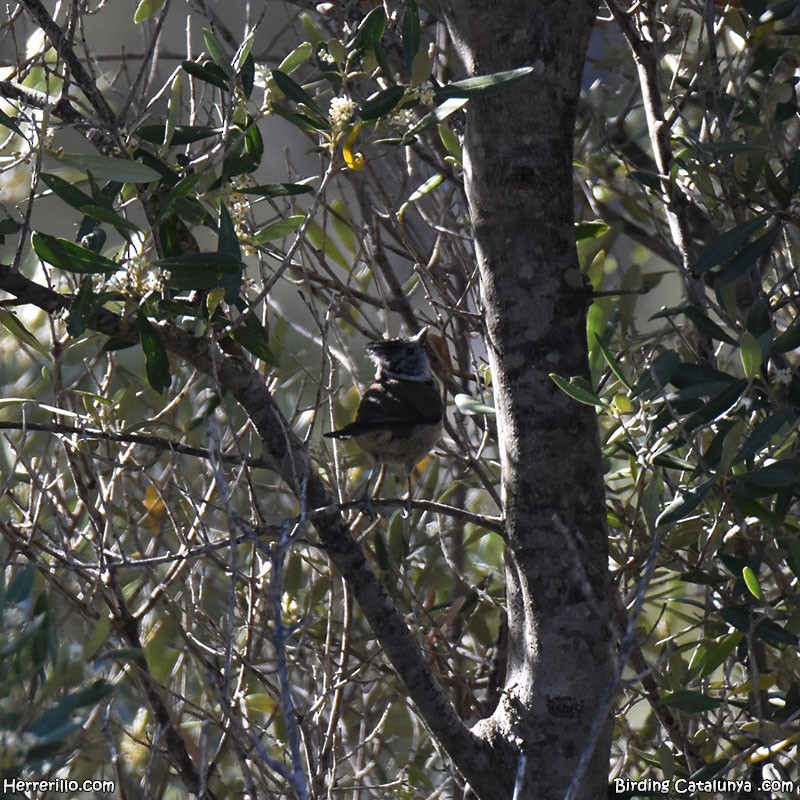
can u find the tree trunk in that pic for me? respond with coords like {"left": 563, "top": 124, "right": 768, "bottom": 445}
{"left": 440, "top": 2, "right": 612, "bottom": 797}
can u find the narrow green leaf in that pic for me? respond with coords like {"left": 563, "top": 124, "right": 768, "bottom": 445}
{"left": 304, "top": 220, "right": 348, "bottom": 270}
{"left": 0, "top": 309, "right": 49, "bottom": 356}
{"left": 722, "top": 607, "right": 799, "bottom": 646}
{"left": 575, "top": 220, "right": 609, "bottom": 240}
{"left": 278, "top": 42, "right": 313, "bottom": 75}
{"left": 348, "top": 7, "right": 386, "bottom": 53}
{"left": 218, "top": 205, "right": 242, "bottom": 303}
{"left": 7, "top": 565, "right": 35, "bottom": 602}
{"left": 411, "top": 49, "right": 433, "bottom": 87}
{"left": 229, "top": 314, "right": 278, "bottom": 366}
{"left": 330, "top": 198, "right": 356, "bottom": 254}
{"left": 252, "top": 215, "right": 306, "bottom": 244}
{"left": 631, "top": 349, "right": 679, "bottom": 399}
{"left": 732, "top": 494, "right": 783, "bottom": 525}
{"left": 79, "top": 204, "right": 141, "bottom": 233}
{"left": 778, "top": 536, "right": 800, "bottom": 580}
{"left": 152, "top": 172, "right": 204, "bottom": 226}
{"left": 56, "top": 153, "right": 161, "bottom": 183}
{"left": 32, "top": 232, "right": 119, "bottom": 274}
{"left": 549, "top": 374, "right": 605, "bottom": 407}
{"left": 238, "top": 52, "right": 255, "bottom": 99}
{"left": 240, "top": 182, "right": 315, "bottom": 198}
{"left": 594, "top": 336, "right": 633, "bottom": 391}
{"left": 402, "top": 0, "right": 420, "bottom": 72}
{"left": 402, "top": 97, "right": 469, "bottom": 143}
{"left": 694, "top": 215, "right": 771, "bottom": 274}
{"left": 0, "top": 218, "right": 21, "bottom": 237}
{"left": 269, "top": 102, "right": 329, "bottom": 133}
{"left": 203, "top": 27, "right": 232, "bottom": 75}
{"left": 270, "top": 69, "right": 324, "bottom": 117}
{"left": 359, "top": 85, "right": 407, "bottom": 121}
{"left": 436, "top": 66, "right": 534, "bottom": 99}
{"left": 717, "top": 225, "right": 783, "bottom": 286}
{"left": 736, "top": 459, "right": 797, "bottom": 489}
{"left": 164, "top": 70, "right": 181, "bottom": 147}
{"left": 655, "top": 478, "right": 715, "bottom": 526}
{"left": 772, "top": 318, "right": 800, "bottom": 353}
{"left": 232, "top": 31, "right": 254, "bottom": 74}
{"left": 733, "top": 408, "right": 795, "bottom": 466}
{"left": 663, "top": 690, "right": 721, "bottom": 713}
{"left": 454, "top": 393, "right": 496, "bottom": 416}
{"left": 181, "top": 60, "right": 229, "bottom": 91}
{"left": 742, "top": 566, "right": 762, "bottom": 599}
{"left": 221, "top": 121, "right": 264, "bottom": 178}
{"left": 137, "top": 312, "right": 171, "bottom": 393}
{"left": 739, "top": 330, "right": 762, "bottom": 380}
{"left": 39, "top": 172, "right": 94, "bottom": 211}
{"left": 398, "top": 174, "right": 444, "bottom": 217}
{"left": 67, "top": 277, "right": 94, "bottom": 337}
{"left": 0, "top": 107, "right": 23, "bottom": 136}
{"left": 682, "top": 306, "right": 737, "bottom": 345}
{"left": 437, "top": 124, "right": 462, "bottom": 161}
{"left": 696, "top": 633, "right": 743, "bottom": 678}
{"left": 133, "top": 0, "right": 164, "bottom": 23}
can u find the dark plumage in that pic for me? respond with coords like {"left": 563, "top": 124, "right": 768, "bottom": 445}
{"left": 326, "top": 328, "right": 443, "bottom": 500}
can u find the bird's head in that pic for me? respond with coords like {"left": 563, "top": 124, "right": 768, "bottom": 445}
{"left": 366, "top": 327, "right": 432, "bottom": 382}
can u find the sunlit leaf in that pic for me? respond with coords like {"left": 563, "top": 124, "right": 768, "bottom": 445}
{"left": 549, "top": 374, "right": 605, "bottom": 407}
{"left": 436, "top": 66, "right": 534, "bottom": 99}
{"left": 454, "top": 393, "right": 496, "bottom": 416}
{"left": 202, "top": 27, "right": 232, "bottom": 75}
{"left": 133, "top": 0, "right": 164, "bottom": 23}
{"left": 0, "top": 309, "right": 49, "bottom": 356}
{"left": 739, "top": 330, "right": 763, "bottom": 380}
{"left": 278, "top": 42, "right": 313, "bottom": 75}
{"left": 32, "top": 232, "right": 119, "bottom": 274}
{"left": 655, "top": 478, "right": 715, "bottom": 526}
{"left": 398, "top": 174, "right": 444, "bottom": 217}
{"left": 742, "top": 566, "right": 762, "bottom": 599}
{"left": 575, "top": 220, "right": 609, "bottom": 240}
{"left": 252, "top": 215, "right": 306, "bottom": 244}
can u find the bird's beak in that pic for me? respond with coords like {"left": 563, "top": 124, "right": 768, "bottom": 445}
{"left": 412, "top": 326, "right": 429, "bottom": 344}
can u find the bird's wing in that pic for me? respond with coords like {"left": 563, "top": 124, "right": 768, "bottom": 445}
{"left": 355, "top": 379, "right": 442, "bottom": 428}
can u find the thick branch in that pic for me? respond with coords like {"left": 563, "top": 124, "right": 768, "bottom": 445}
{"left": 0, "top": 264, "right": 495, "bottom": 788}
{"left": 19, "top": 0, "right": 122, "bottom": 143}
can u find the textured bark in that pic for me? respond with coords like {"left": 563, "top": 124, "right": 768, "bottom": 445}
{"left": 439, "top": 2, "right": 612, "bottom": 798}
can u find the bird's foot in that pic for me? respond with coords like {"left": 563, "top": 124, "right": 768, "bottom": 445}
{"left": 359, "top": 494, "right": 375, "bottom": 517}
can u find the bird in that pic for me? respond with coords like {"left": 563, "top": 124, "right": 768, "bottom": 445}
{"left": 325, "top": 327, "right": 443, "bottom": 508}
